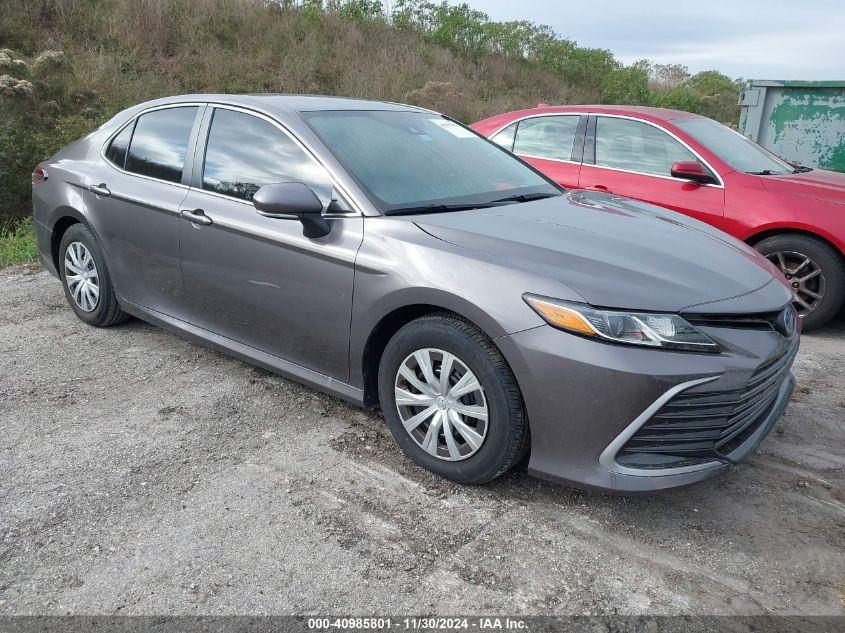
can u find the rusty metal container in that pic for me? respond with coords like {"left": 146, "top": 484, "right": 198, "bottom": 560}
{"left": 738, "top": 80, "right": 845, "bottom": 173}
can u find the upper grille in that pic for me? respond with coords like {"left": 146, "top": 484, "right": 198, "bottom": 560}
{"left": 686, "top": 305, "right": 797, "bottom": 337}
{"left": 617, "top": 342, "right": 798, "bottom": 470}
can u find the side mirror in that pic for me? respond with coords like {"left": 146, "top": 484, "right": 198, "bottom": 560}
{"left": 670, "top": 161, "right": 717, "bottom": 185}
{"left": 253, "top": 182, "right": 330, "bottom": 238}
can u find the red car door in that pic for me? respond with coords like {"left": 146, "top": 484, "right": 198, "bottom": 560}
{"left": 490, "top": 115, "right": 584, "bottom": 188}
{"left": 578, "top": 115, "right": 725, "bottom": 229}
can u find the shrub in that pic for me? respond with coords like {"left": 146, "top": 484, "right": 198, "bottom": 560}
{"left": 0, "top": 217, "right": 38, "bottom": 268}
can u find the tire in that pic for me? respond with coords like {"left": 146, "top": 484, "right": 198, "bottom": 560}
{"left": 58, "top": 223, "right": 130, "bottom": 327}
{"left": 754, "top": 233, "right": 845, "bottom": 332}
{"left": 377, "top": 313, "right": 528, "bottom": 484}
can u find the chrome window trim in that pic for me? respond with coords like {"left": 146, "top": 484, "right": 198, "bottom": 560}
{"left": 517, "top": 153, "right": 581, "bottom": 167}
{"left": 488, "top": 112, "right": 726, "bottom": 188}
{"left": 599, "top": 375, "right": 723, "bottom": 477}
{"left": 585, "top": 162, "right": 723, "bottom": 187}
{"left": 99, "top": 102, "right": 205, "bottom": 192}
{"left": 100, "top": 101, "right": 363, "bottom": 217}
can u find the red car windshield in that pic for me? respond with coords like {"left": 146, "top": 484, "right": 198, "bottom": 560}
{"left": 673, "top": 117, "right": 796, "bottom": 175}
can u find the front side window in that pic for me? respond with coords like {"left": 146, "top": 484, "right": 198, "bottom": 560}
{"left": 513, "top": 116, "right": 580, "bottom": 161}
{"left": 302, "top": 110, "right": 558, "bottom": 213}
{"left": 125, "top": 107, "right": 198, "bottom": 183}
{"left": 202, "top": 108, "right": 330, "bottom": 202}
{"left": 595, "top": 117, "right": 697, "bottom": 177}
{"left": 672, "top": 117, "right": 794, "bottom": 175}
{"left": 105, "top": 122, "right": 134, "bottom": 169}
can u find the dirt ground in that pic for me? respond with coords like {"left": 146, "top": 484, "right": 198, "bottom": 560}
{"left": 1, "top": 265, "right": 843, "bottom": 616}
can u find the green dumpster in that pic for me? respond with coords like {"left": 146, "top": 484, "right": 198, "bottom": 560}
{"left": 738, "top": 80, "right": 845, "bottom": 173}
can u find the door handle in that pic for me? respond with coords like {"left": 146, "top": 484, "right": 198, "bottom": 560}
{"left": 180, "top": 208, "right": 213, "bottom": 226}
{"left": 587, "top": 184, "right": 609, "bottom": 191}
{"left": 88, "top": 183, "right": 111, "bottom": 197}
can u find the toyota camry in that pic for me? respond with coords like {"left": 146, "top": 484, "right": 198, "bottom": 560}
{"left": 32, "top": 95, "right": 799, "bottom": 491}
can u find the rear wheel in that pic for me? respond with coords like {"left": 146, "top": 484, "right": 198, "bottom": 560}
{"left": 755, "top": 233, "right": 845, "bottom": 331}
{"left": 377, "top": 313, "right": 528, "bottom": 484}
{"left": 59, "top": 223, "right": 129, "bottom": 327}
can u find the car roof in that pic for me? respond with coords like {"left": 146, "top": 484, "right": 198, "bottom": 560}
{"left": 542, "top": 104, "right": 704, "bottom": 120}
{"left": 471, "top": 104, "right": 705, "bottom": 134}
{"left": 131, "top": 93, "right": 432, "bottom": 115}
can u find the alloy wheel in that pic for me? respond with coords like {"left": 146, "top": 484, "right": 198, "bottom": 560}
{"left": 64, "top": 241, "right": 100, "bottom": 312}
{"left": 766, "top": 250, "right": 826, "bottom": 317}
{"left": 394, "top": 348, "right": 488, "bottom": 461}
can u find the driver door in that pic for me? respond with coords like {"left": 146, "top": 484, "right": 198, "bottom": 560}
{"left": 178, "top": 106, "right": 363, "bottom": 382}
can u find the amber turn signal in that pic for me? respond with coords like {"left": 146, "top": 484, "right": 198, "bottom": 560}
{"left": 524, "top": 296, "right": 598, "bottom": 336}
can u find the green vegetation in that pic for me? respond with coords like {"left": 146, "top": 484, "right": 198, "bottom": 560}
{"left": 0, "top": 217, "right": 38, "bottom": 268}
{"left": 0, "top": 0, "right": 742, "bottom": 266}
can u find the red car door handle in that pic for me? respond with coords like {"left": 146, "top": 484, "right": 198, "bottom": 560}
{"left": 587, "top": 184, "right": 609, "bottom": 191}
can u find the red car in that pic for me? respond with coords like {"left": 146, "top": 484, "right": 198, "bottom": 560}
{"left": 472, "top": 105, "right": 845, "bottom": 330}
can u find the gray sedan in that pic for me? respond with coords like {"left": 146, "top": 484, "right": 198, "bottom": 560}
{"left": 31, "top": 95, "right": 799, "bottom": 492}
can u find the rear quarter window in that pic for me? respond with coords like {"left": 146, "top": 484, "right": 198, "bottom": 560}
{"left": 104, "top": 122, "right": 134, "bottom": 169}
{"left": 124, "top": 107, "right": 198, "bottom": 183}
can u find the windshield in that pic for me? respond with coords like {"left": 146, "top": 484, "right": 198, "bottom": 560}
{"left": 672, "top": 117, "right": 795, "bottom": 175}
{"left": 302, "top": 110, "right": 560, "bottom": 214}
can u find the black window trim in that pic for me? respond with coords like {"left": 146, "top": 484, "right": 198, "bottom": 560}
{"left": 587, "top": 113, "right": 725, "bottom": 188}
{"left": 103, "top": 118, "right": 137, "bottom": 171}
{"left": 190, "top": 103, "right": 362, "bottom": 217}
{"left": 100, "top": 102, "right": 206, "bottom": 189}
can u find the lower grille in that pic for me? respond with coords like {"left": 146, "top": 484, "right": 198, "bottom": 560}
{"left": 617, "top": 342, "right": 798, "bottom": 470}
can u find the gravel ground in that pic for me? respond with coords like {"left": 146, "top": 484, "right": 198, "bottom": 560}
{"left": 1, "top": 265, "right": 843, "bottom": 616}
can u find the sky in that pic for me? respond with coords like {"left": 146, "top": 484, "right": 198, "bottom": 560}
{"left": 456, "top": 0, "right": 845, "bottom": 80}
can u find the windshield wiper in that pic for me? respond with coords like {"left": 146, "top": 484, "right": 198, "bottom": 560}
{"left": 384, "top": 191, "right": 561, "bottom": 216}
{"left": 745, "top": 170, "right": 782, "bottom": 175}
{"left": 487, "top": 192, "right": 561, "bottom": 204}
{"left": 384, "top": 202, "right": 499, "bottom": 216}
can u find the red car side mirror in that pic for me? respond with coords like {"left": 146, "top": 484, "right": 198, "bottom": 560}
{"left": 671, "top": 161, "right": 717, "bottom": 185}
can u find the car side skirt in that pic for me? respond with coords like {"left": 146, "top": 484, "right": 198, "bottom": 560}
{"left": 119, "top": 298, "right": 366, "bottom": 406}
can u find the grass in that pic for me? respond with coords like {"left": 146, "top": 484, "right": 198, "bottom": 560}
{"left": 0, "top": 217, "right": 39, "bottom": 268}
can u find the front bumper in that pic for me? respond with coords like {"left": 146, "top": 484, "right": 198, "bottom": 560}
{"left": 497, "top": 323, "right": 798, "bottom": 493}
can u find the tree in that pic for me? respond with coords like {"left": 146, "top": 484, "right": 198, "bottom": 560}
{"left": 650, "top": 63, "right": 690, "bottom": 89}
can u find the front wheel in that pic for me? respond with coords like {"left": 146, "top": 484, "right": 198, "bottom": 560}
{"left": 755, "top": 233, "right": 845, "bottom": 331}
{"left": 377, "top": 313, "right": 528, "bottom": 484}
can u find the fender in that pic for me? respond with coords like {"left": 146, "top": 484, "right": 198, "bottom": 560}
{"left": 742, "top": 220, "right": 845, "bottom": 257}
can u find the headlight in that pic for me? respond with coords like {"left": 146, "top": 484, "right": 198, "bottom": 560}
{"left": 523, "top": 294, "right": 720, "bottom": 353}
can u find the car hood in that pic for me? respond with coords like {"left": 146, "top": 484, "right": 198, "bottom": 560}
{"left": 760, "top": 168, "right": 845, "bottom": 205}
{"left": 413, "top": 191, "right": 785, "bottom": 313}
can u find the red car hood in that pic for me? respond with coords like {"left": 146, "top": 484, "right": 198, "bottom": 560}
{"left": 761, "top": 168, "right": 845, "bottom": 205}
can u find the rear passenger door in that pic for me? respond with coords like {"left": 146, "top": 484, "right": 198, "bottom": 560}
{"left": 177, "top": 106, "right": 364, "bottom": 382}
{"left": 86, "top": 104, "right": 203, "bottom": 321}
{"left": 491, "top": 115, "right": 584, "bottom": 188}
{"left": 578, "top": 115, "right": 725, "bottom": 228}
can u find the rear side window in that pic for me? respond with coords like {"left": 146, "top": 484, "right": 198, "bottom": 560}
{"left": 125, "top": 107, "right": 198, "bottom": 183}
{"left": 490, "top": 122, "right": 516, "bottom": 150}
{"left": 513, "top": 116, "right": 580, "bottom": 161}
{"left": 595, "top": 117, "right": 696, "bottom": 176}
{"left": 201, "top": 108, "right": 328, "bottom": 202}
{"left": 105, "top": 122, "right": 134, "bottom": 169}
